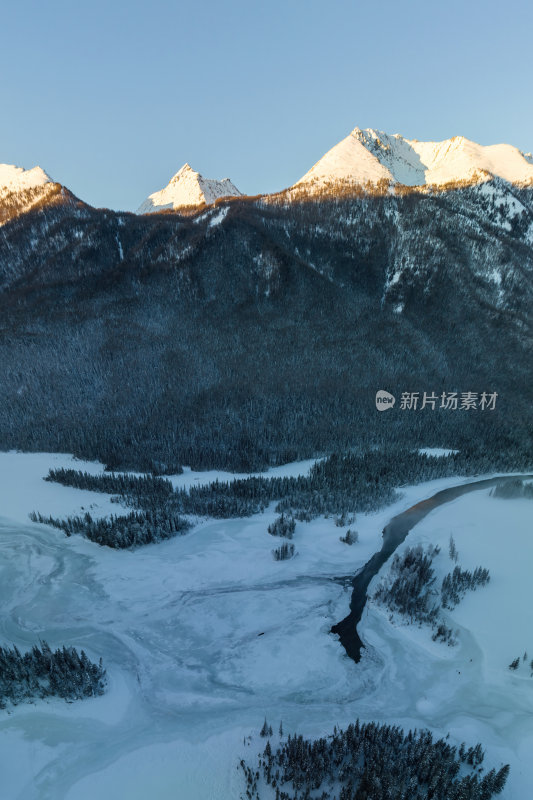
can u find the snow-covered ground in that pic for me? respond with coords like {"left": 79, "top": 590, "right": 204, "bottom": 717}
{"left": 0, "top": 451, "right": 530, "bottom": 798}
{"left": 418, "top": 447, "right": 460, "bottom": 457}
{"left": 0, "top": 451, "right": 321, "bottom": 525}
{"left": 360, "top": 487, "right": 533, "bottom": 799}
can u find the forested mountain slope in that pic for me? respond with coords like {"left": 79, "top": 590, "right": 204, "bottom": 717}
{"left": 0, "top": 180, "right": 531, "bottom": 471}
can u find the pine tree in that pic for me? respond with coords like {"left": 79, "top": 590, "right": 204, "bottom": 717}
{"left": 449, "top": 534, "right": 459, "bottom": 562}
{"left": 494, "top": 764, "right": 510, "bottom": 793}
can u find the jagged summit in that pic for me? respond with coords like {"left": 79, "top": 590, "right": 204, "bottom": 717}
{"left": 0, "top": 164, "right": 71, "bottom": 227}
{"left": 294, "top": 128, "right": 533, "bottom": 191}
{"left": 0, "top": 164, "right": 52, "bottom": 194}
{"left": 137, "top": 163, "right": 242, "bottom": 214}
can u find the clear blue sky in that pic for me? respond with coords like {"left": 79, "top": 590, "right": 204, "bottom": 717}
{"left": 1, "top": 0, "right": 531, "bottom": 211}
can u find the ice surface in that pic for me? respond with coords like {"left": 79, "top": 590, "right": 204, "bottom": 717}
{"left": 0, "top": 451, "right": 530, "bottom": 798}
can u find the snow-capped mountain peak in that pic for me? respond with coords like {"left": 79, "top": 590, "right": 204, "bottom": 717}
{"left": 0, "top": 164, "right": 60, "bottom": 226}
{"left": 137, "top": 164, "right": 242, "bottom": 214}
{"left": 0, "top": 164, "right": 52, "bottom": 194}
{"left": 294, "top": 128, "right": 533, "bottom": 191}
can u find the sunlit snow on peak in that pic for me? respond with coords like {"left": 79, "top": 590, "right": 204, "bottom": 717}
{"left": 137, "top": 164, "right": 242, "bottom": 214}
{"left": 0, "top": 164, "right": 52, "bottom": 193}
{"left": 295, "top": 128, "right": 533, "bottom": 191}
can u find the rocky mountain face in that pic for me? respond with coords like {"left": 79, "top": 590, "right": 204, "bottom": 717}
{"left": 293, "top": 128, "right": 533, "bottom": 191}
{"left": 0, "top": 164, "right": 81, "bottom": 226}
{"left": 0, "top": 161, "right": 531, "bottom": 470}
{"left": 137, "top": 163, "right": 242, "bottom": 213}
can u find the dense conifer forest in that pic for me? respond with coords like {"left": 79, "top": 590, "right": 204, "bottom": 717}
{"left": 45, "top": 468, "right": 176, "bottom": 495}
{"left": 29, "top": 508, "right": 191, "bottom": 548}
{"left": 34, "top": 450, "right": 532, "bottom": 549}
{"left": 0, "top": 641, "right": 106, "bottom": 709}
{"left": 43, "top": 448, "right": 533, "bottom": 529}
{"left": 0, "top": 186, "right": 531, "bottom": 473}
{"left": 240, "top": 720, "right": 510, "bottom": 799}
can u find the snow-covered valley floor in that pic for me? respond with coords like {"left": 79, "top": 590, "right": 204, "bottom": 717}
{"left": 0, "top": 452, "right": 531, "bottom": 799}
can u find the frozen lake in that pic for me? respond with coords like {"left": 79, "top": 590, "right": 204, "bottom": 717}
{"left": 0, "top": 453, "right": 531, "bottom": 798}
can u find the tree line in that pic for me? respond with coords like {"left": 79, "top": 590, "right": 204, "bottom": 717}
{"left": 0, "top": 641, "right": 106, "bottom": 709}
{"left": 240, "top": 718, "right": 510, "bottom": 799}
{"left": 373, "top": 543, "right": 490, "bottom": 646}
{"left": 40, "top": 451, "right": 532, "bottom": 550}
{"left": 46, "top": 467, "right": 176, "bottom": 496}
{"left": 29, "top": 509, "right": 190, "bottom": 549}
{"left": 492, "top": 479, "right": 533, "bottom": 500}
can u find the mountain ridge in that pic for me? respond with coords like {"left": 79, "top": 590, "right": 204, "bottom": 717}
{"left": 0, "top": 171, "right": 531, "bottom": 470}
{"left": 294, "top": 128, "right": 533, "bottom": 192}
{"left": 3, "top": 129, "right": 532, "bottom": 216}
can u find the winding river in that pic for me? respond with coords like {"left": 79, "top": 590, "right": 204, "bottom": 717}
{"left": 331, "top": 474, "right": 533, "bottom": 662}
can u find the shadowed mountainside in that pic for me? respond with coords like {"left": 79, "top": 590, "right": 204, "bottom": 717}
{"left": 0, "top": 181, "right": 531, "bottom": 471}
